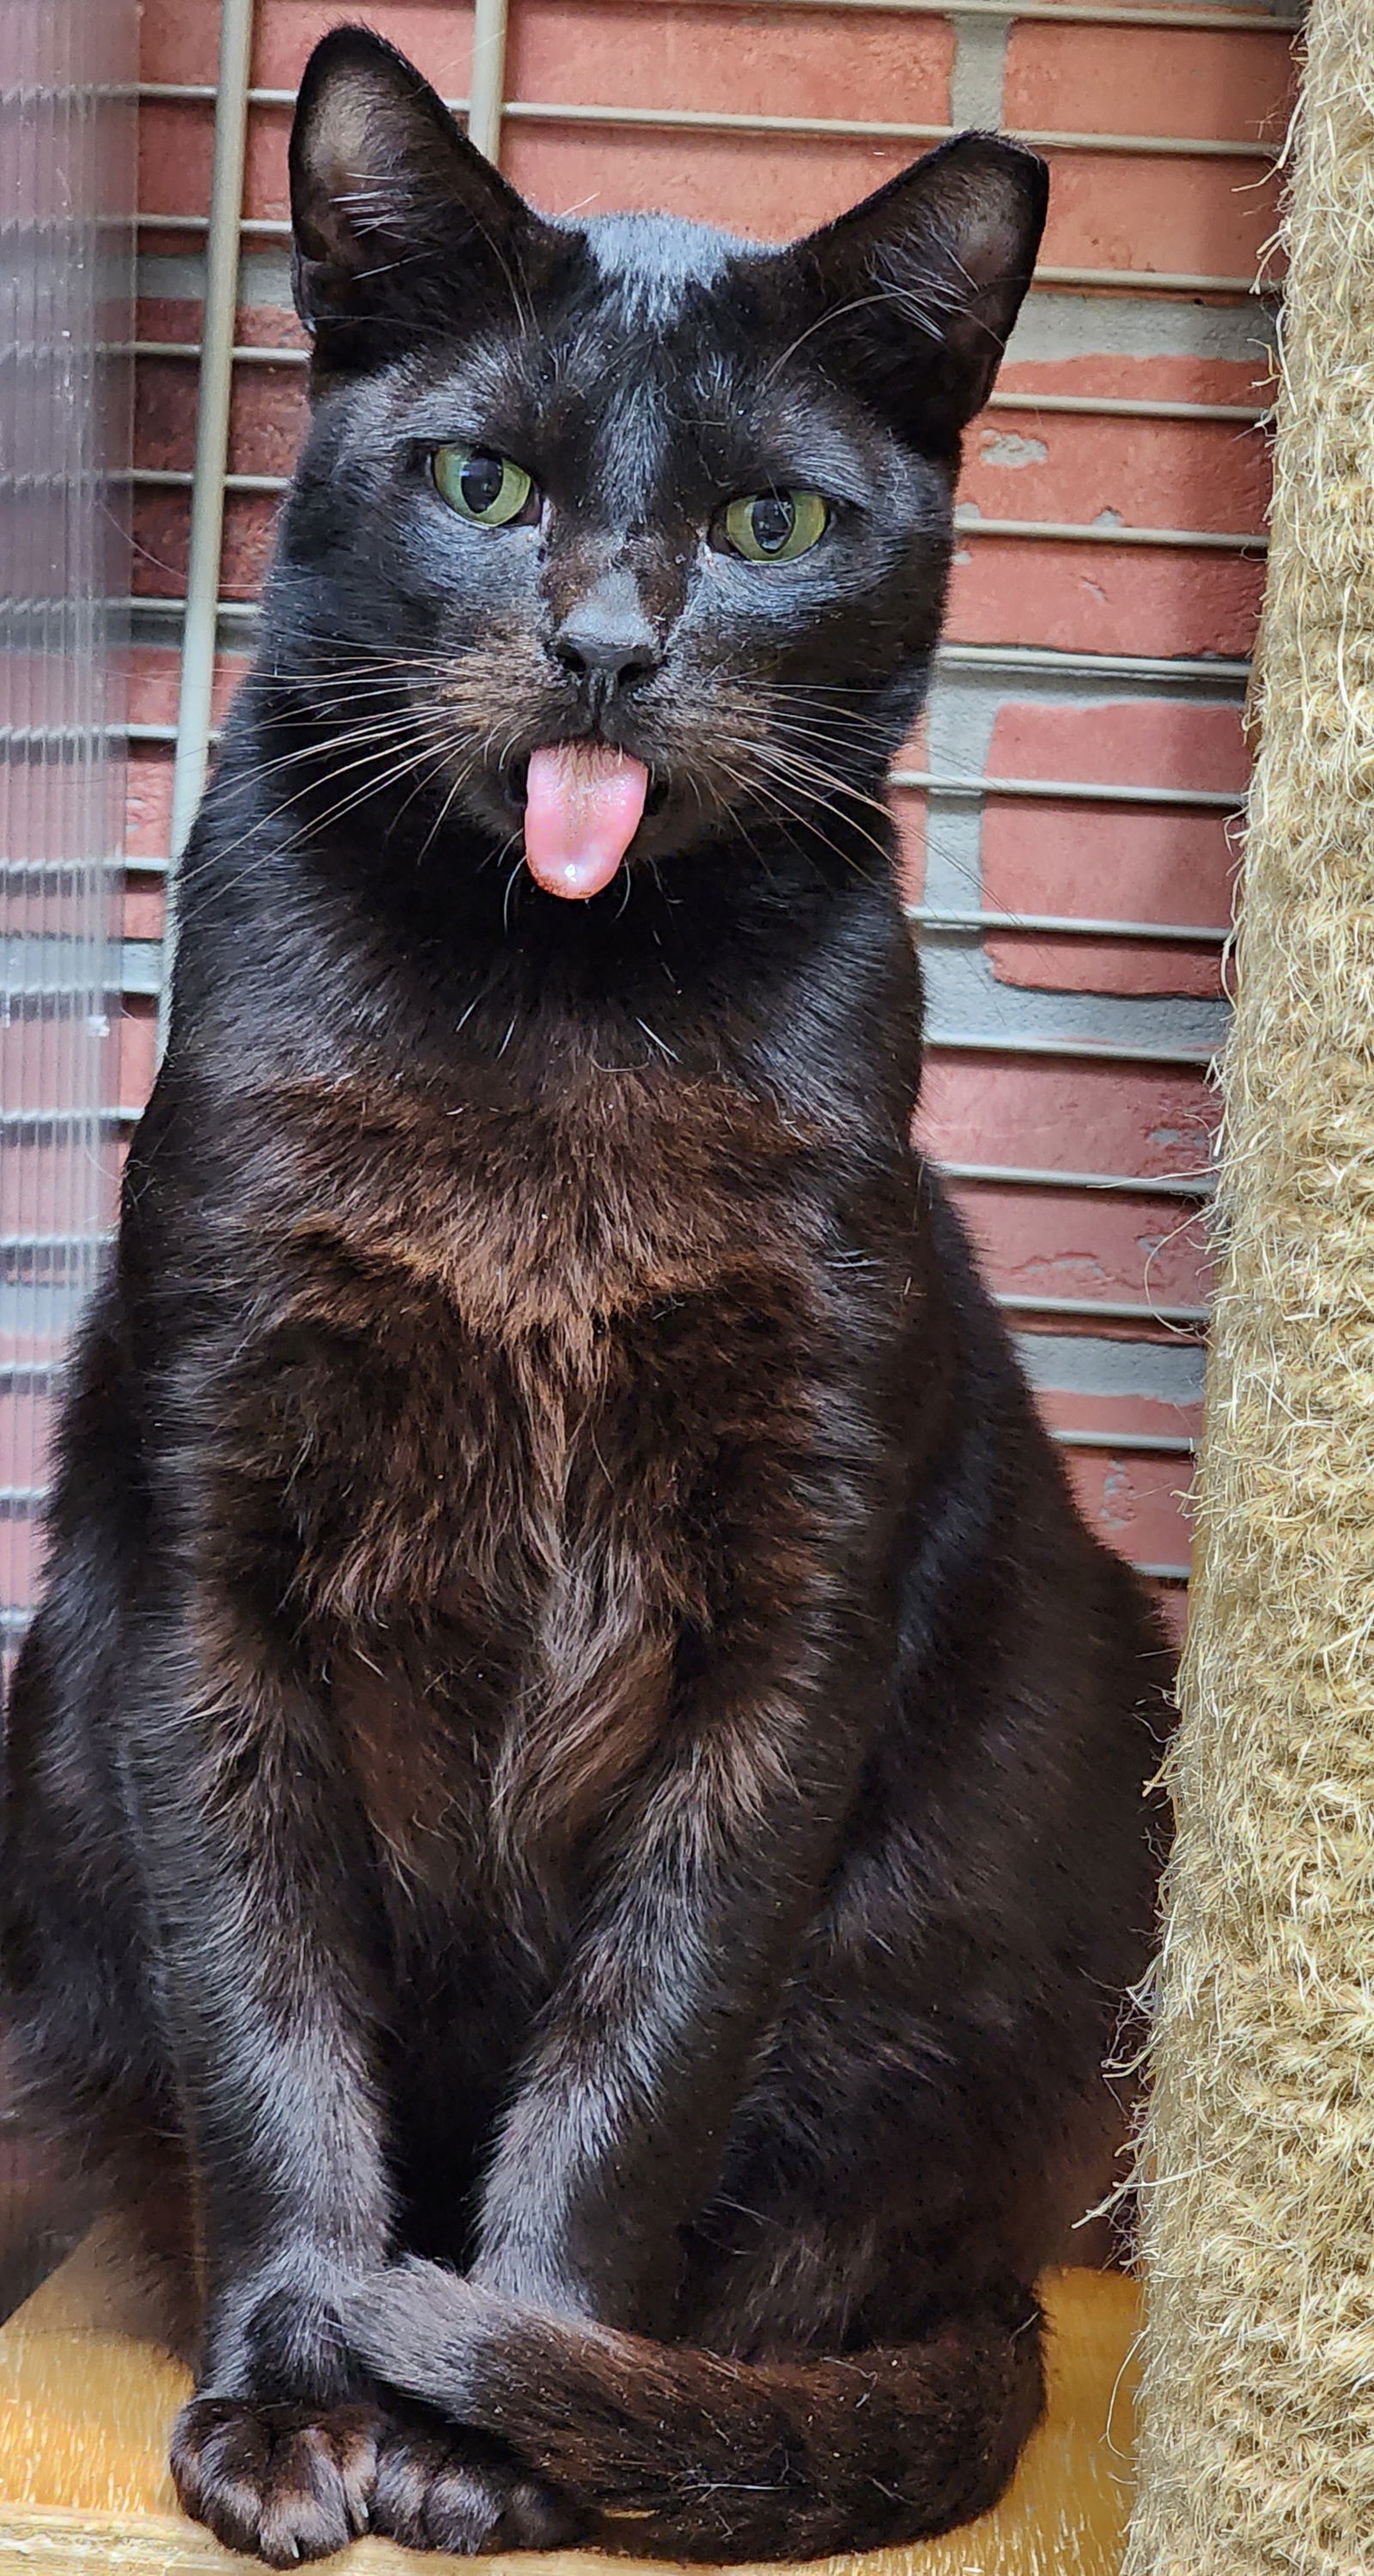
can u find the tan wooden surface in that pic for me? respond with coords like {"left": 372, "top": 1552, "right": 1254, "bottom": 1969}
{"left": 0, "top": 2244, "right": 1138, "bottom": 2574}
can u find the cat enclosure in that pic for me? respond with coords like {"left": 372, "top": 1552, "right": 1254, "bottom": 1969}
{"left": 56, "top": 0, "right": 1298, "bottom": 1690}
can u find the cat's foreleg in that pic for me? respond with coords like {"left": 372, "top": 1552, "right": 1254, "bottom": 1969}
{"left": 122, "top": 1611, "right": 395, "bottom": 2561}
{"left": 461, "top": 1275, "right": 896, "bottom": 2334}
{"left": 136, "top": 1599, "right": 581, "bottom": 2564}
{"left": 470, "top": 1602, "right": 876, "bottom": 2335}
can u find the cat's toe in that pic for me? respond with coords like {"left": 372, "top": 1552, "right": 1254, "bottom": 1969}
{"left": 374, "top": 2418, "right": 586, "bottom": 2555}
{"left": 171, "top": 2396, "right": 381, "bottom": 2566}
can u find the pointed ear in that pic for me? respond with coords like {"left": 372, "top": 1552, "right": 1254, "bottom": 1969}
{"left": 784, "top": 134, "right": 1048, "bottom": 448}
{"left": 289, "top": 26, "right": 543, "bottom": 382}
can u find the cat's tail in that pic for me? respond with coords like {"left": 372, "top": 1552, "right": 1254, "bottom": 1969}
{"left": 344, "top": 2261, "right": 1044, "bottom": 2561}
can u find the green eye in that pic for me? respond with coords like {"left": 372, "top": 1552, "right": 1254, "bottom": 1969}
{"left": 723, "top": 489, "right": 829, "bottom": 563}
{"left": 433, "top": 445, "right": 534, "bottom": 527}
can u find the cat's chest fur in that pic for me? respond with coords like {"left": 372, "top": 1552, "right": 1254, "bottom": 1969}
{"left": 198, "top": 1061, "right": 840, "bottom": 1877}
{"left": 248, "top": 1055, "right": 826, "bottom": 1348}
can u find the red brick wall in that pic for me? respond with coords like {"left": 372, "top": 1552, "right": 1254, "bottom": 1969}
{"left": 128, "top": 0, "right": 1301, "bottom": 1644}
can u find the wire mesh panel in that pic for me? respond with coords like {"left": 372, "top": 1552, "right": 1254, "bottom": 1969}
{"left": 0, "top": 0, "right": 135, "bottom": 1686}
{"left": 125, "top": 0, "right": 1300, "bottom": 1641}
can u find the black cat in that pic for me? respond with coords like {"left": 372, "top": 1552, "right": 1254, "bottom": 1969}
{"left": 1, "top": 26, "right": 1170, "bottom": 2565}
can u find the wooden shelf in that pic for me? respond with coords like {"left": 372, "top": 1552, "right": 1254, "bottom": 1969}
{"left": 0, "top": 2239, "right": 1140, "bottom": 2573}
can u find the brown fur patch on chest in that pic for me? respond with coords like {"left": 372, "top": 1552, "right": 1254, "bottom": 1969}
{"left": 204, "top": 1066, "right": 826, "bottom": 1881}
{"left": 266, "top": 1063, "right": 820, "bottom": 1349}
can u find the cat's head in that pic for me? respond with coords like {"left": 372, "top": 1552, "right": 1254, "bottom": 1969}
{"left": 271, "top": 24, "right": 1045, "bottom": 899}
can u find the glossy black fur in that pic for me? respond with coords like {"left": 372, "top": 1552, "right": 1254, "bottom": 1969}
{"left": 2, "top": 29, "right": 1170, "bottom": 2565}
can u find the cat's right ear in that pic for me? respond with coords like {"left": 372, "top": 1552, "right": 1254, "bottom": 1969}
{"left": 780, "top": 134, "right": 1049, "bottom": 449}
{"left": 289, "top": 26, "right": 543, "bottom": 382}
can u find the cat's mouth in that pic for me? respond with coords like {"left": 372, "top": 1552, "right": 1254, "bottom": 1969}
{"left": 506, "top": 745, "right": 671, "bottom": 901}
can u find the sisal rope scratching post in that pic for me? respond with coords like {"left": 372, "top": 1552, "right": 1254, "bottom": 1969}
{"left": 1125, "top": 9, "right": 1374, "bottom": 2571}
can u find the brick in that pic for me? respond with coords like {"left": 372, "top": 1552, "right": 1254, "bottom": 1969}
{"left": 916, "top": 1055, "right": 1219, "bottom": 1184}
{"left": 945, "top": 1177, "right": 1212, "bottom": 1314}
{"left": 1003, "top": 20, "right": 1296, "bottom": 146}
{"left": 131, "top": 493, "right": 187, "bottom": 599}
{"left": 252, "top": 3, "right": 477, "bottom": 94}
{"left": 137, "top": 102, "right": 213, "bottom": 220}
{"left": 125, "top": 747, "right": 173, "bottom": 865}
{"left": 1061, "top": 1446, "right": 1194, "bottom": 1580}
{"left": 167, "top": 13, "right": 955, "bottom": 234}
{"left": 0, "top": 1136, "right": 91, "bottom": 1232}
{"left": 946, "top": 534, "right": 1265, "bottom": 659}
{"left": 235, "top": 306, "right": 310, "bottom": 356}
{"left": 964, "top": 410, "right": 1270, "bottom": 543}
{"left": 124, "top": 878, "right": 167, "bottom": 943}
{"left": 138, "top": 0, "right": 476, "bottom": 92}
{"left": 222, "top": 495, "right": 280, "bottom": 600}
{"left": 132, "top": 344, "right": 198, "bottom": 478}
{"left": 507, "top": 1, "right": 952, "bottom": 124}
{"left": 504, "top": 127, "right": 918, "bottom": 239}
{"left": 983, "top": 913, "right": 1226, "bottom": 1003}
{"left": 891, "top": 787, "right": 925, "bottom": 910}
{"left": 980, "top": 697, "right": 1245, "bottom": 998}
{"left": 1036, "top": 151, "right": 1280, "bottom": 284}
{"left": 119, "top": 1000, "right": 159, "bottom": 1117}
{"left": 228, "top": 369, "right": 310, "bottom": 480}
{"left": 1033, "top": 1389, "right": 1203, "bottom": 1443}
{"left": 125, "top": 648, "right": 251, "bottom": 732}
{"left": 995, "top": 355, "right": 1272, "bottom": 411}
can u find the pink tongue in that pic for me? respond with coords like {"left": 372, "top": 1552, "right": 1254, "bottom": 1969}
{"left": 523, "top": 741, "right": 650, "bottom": 900}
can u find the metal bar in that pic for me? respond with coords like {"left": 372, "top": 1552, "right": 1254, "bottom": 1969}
{"left": 953, "top": 510, "right": 1266, "bottom": 551}
{"left": 502, "top": 100, "right": 1280, "bottom": 160}
{"left": 87, "top": 1111, "right": 1213, "bottom": 1208}
{"left": 134, "top": 86, "right": 1280, "bottom": 161}
{"left": 130, "top": 594, "right": 1263, "bottom": 643}
{"left": 159, "top": 0, "right": 253, "bottom": 1062}
{"left": 930, "top": 1030, "right": 1218, "bottom": 1066}
{"left": 988, "top": 391, "right": 1268, "bottom": 424}
{"left": 613, "top": 1, "right": 1286, "bottom": 29}
{"left": 134, "top": 466, "right": 286, "bottom": 492}
{"left": 129, "top": 339, "right": 307, "bottom": 366}
{"left": 0, "top": 1239, "right": 111, "bottom": 1258}
{"left": 127, "top": 460, "right": 1266, "bottom": 554}
{"left": 131, "top": 213, "right": 1274, "bottom": 296}
{"left": 124, "top": 726, "right": 1243, "bottom": 822}
{"left": 124, "top": 353, "right": 1272, "bottom": 427}
{"left": 1134, "top": 1562, "right": 1192, "bottom": 1582}
{"left": 117, "top": 877, "right": 1232, "bottom": 956}
{"left": 893, "top": 769, "right": 1242, "bottom": 809}
{"left": 996, "top": 1290, "right": 1209, "bottom": 1323}
{"left": 122, "top": 635, "right": 1256, "bottom": 689}
{"left": 937, "top": 642, "right": 1252, "bottom": 681}
{"left": 1049, "top": 1428, "right": 1197, "bottom": 1453}
{"left": 941, "top": 1161, "right": 1213, "bottom": 1199}
{"left": 3, "top": 1107, "right": 145, "bottom": 1134}
{"left": 909, "top": 907, "right": 1229, "bottom": 944}
{"left": 465, "top": 0, "right": 509, "bottom": 163}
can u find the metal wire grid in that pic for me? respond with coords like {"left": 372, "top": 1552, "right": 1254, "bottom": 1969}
{"left": 124, "top": 0, "right": 1262, "bottom": 1582}
{"left": 0, "top": 1, "right": 135, "bottom": 1667}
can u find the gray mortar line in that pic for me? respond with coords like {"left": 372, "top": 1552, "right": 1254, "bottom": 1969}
{"left": 1012, "top": 1331, "right": 1207, "bottom": 1402}
{"left": 949, "top": 15, "right": 1010, "bottom": 131}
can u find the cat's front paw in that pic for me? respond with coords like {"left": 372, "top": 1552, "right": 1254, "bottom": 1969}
{"left": 374, "top": 2415, "right": 586, "bottom": 2555}
{"left": 170, "top": 2396, "right": 382, "bottom": 2566}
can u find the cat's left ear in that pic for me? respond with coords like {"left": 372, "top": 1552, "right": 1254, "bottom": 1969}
{"left": 289, "top": 26, "right": 547, "bottom": 382}
{"left": 781, "top": 134, "right": 1048, "bottom": 447}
